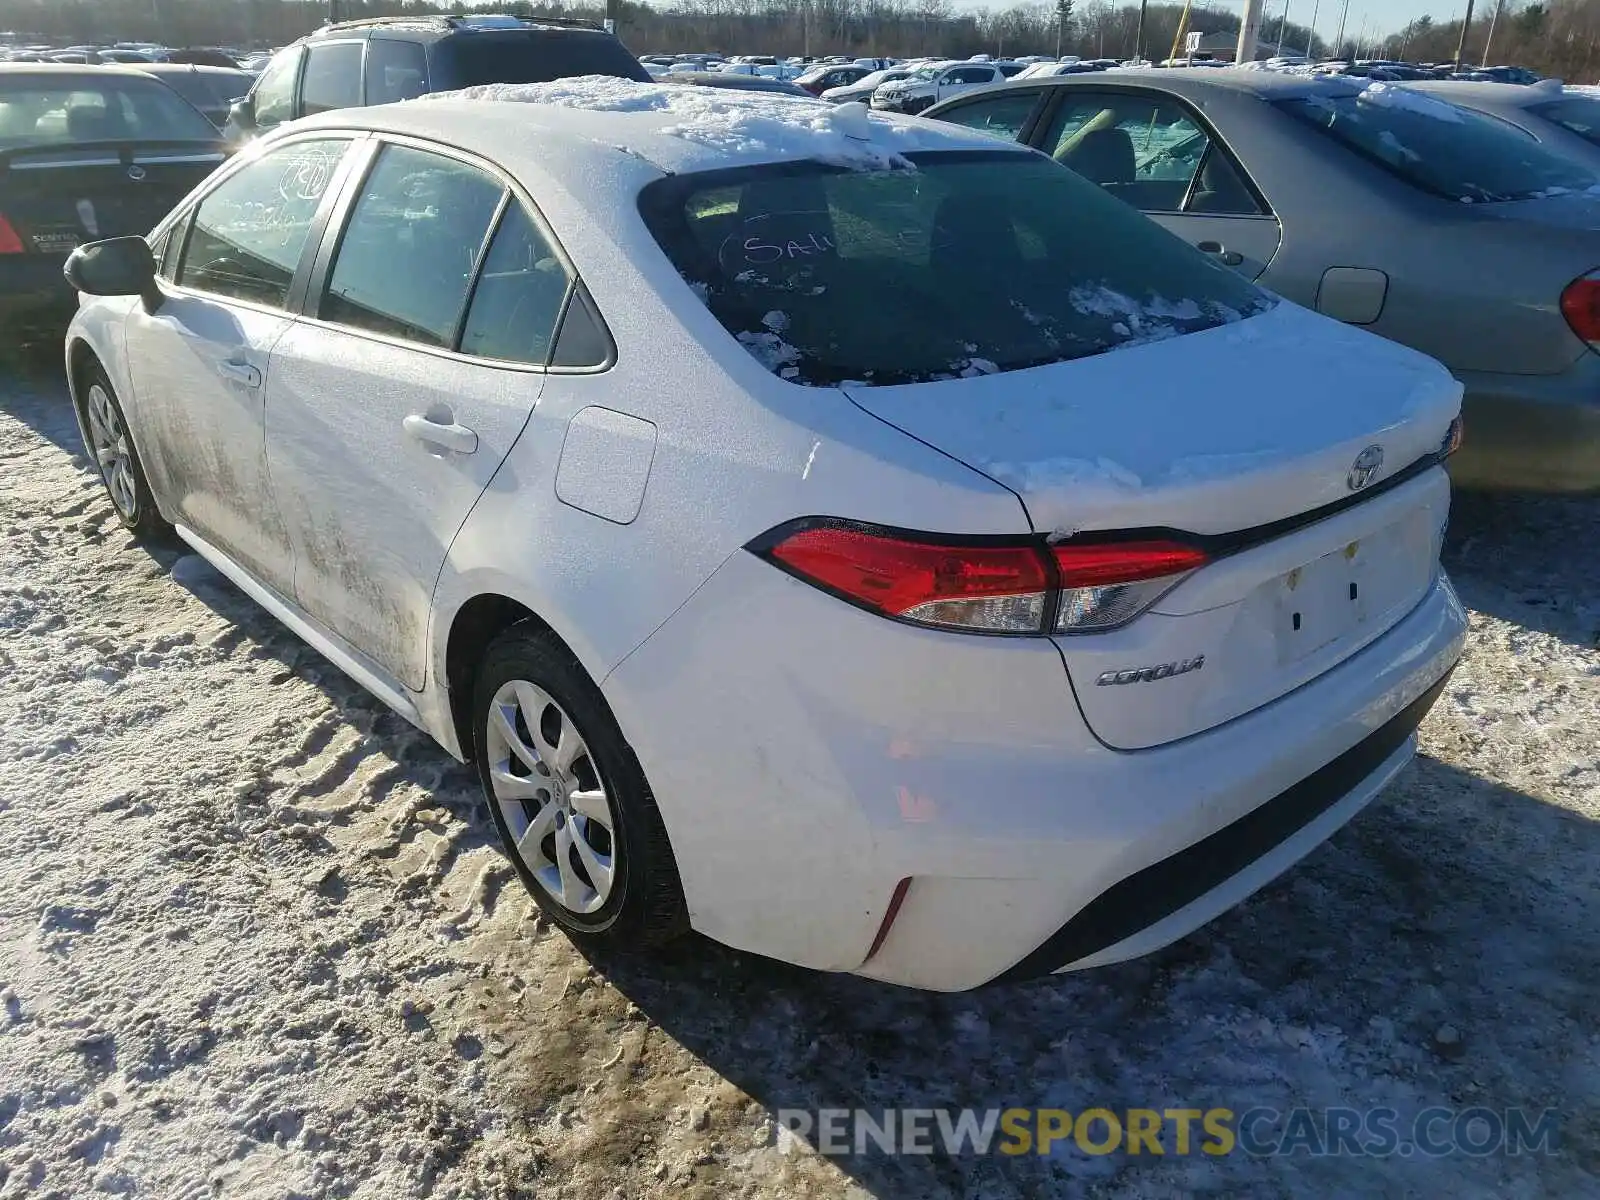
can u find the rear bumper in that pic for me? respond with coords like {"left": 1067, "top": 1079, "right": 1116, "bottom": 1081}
{"left": 0, "top": 254, "right": 74, "bottom": 316}
{"left": 605, "top": 545, "right": 1467, "bottom": 991}
{"left": 1451, "top": 363, "right": 1600, "bottom": 492}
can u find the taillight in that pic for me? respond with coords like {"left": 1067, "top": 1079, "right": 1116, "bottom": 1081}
{"left": 0, "top": 215, "right": 24, "bottom": 256}
{"left": 762, "top": 524, "right": 1051, "bottom": 633}
{"left": 1052, "top": 540, "right": 1208, "bottom": 633}
{"left": 1439, "top": 415, "right": 1465, "bottom": 459}
{"left": 753, "top": 521, "right": 1207, "bottom": 635}
{"left": 1560, "top": 271, "right": 1600, "bottom": 346}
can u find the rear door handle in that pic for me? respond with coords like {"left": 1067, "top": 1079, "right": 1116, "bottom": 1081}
{"left": 1197, "top": 241, "right": 1245, "bottom": 267}
{"left": 403, "top": 413, "right": 478, "bottom": 455}
{"left": 216, "top": 358, "right": 262, "bottom": 388}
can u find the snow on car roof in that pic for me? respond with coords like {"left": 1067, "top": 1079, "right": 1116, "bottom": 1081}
{"left": 410, "top": 75, "right": 1023, "bottom": 173}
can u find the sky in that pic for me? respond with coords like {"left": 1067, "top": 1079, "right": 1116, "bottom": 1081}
{"left": 1185, "top": 1, "right": 1467, "bottom": 41}
{"left": 999, "top": 1, "right": 1471, "bottom": 41}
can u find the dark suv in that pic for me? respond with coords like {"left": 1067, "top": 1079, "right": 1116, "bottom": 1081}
{"left": 227, "top": 13, "right": 650, "bottom": 141}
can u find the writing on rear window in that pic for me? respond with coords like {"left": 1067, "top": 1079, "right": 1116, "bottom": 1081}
{"left": 641, "top": 152, "right": 1272, "bottom": 387}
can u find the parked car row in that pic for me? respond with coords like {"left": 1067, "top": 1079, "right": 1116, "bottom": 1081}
{"left": 4, "top": 16, "right": 1596, "bottom": 995}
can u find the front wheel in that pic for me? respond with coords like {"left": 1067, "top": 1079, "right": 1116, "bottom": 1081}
{"left": 472, "top": 626, "right": 687, "bottom": 949}
{"left": 79, "top": 363, "right": 170, "bottom": 541}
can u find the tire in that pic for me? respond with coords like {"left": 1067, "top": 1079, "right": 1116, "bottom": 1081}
{"left": 78, "top": 361, "right": 171, "bottom": 541}
{"left": 472, "top": 625, "right": 688, "bottom": 949}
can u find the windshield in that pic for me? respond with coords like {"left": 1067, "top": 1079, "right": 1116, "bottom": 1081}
{"left": 911, "top": 66, "right": 941, "bottom": 81}
{"left": 0, "top": 76, "right": 219, "bottom": 147}
{"left": 443, "top": 32, "right": 652, "bottom": 86}
{"left": 1528, "top": 95, "right": 1600, "bottom": 147}
{"left": 639, "top": 152, "right": 1273, "bottom": 387}
{"left": 1276, "top": 86, "right": 1597, "bottom": 203}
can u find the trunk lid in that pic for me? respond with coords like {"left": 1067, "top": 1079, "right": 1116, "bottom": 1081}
{"left": 0, "top": 140, "right": 224, "bottom": 255}
{"left": 843, "top": 302, "right": 1461, "bottom": 748}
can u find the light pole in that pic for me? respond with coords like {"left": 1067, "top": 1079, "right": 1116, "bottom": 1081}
{"left": 1482, "top": 0, "right": 1505, "bottom": 66}
{"left": 1276, "top": 0, "right": 1291, "bottom": 56}
{"left": 1454, "top": 0, "right": 1477, "bottom": 71}
{"left": 1304, "top": 0, "right": 1321, "bottom": 57}
{"left": 1236, "top": 0, "right": 1264, "bottom": 65}
{"left": 1134, "top": 0, "right": 1149, "bottom": 63}
{"left": 1334, "top": 0, "right": 1350, "bottom": 57}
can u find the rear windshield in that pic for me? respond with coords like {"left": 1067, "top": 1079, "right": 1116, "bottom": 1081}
{"left": 1276, "top": 86, "right": 1597, "bottom": 203}
{"left": 441, "top": 32, "right": 652, "bottom": 86}
{"left": 639, "top": 151, "right": 1274, "bottom": 387}
{"left": 1528, "top": 95, "right": 1600, "bottom": 147}
{"left": 0, "top": 77, "right": 219, "bottom": 147}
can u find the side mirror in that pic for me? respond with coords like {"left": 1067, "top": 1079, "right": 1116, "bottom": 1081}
{"left": 229, "top": 95, "right": 257, "bottom": 131}
{"left": 64, "top": 237, "right": 162, "bottom": 311}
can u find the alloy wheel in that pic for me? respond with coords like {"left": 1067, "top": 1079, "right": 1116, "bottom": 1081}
{"left": 85, "top": 383, "right": 137, "bottom": 521}
{"left": 484, "top": 679, "right": 618, "bottom": 915}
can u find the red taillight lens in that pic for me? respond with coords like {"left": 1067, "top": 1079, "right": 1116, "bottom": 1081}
{"left": 1052, "top": 540, "right": 1208, "bottom": 633}
{"left": 1051, "top": 541, "right": 1210, "bottom": 588}
{"left": 1560, "top": 272, "right": 1600, "bottom": 345}
{"left": 756, "top": 523, "right": 1208, "bottom": 635}
{"left": 0, "top": 215, "right": 24, "bottom": 256}
{"left": 765, "top": 525, "right": 1052, "bottom": 633}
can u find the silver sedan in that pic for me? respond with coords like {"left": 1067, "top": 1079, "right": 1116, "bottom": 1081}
{"left": 925, "top": 71, "right": 1600, "bottom": 493}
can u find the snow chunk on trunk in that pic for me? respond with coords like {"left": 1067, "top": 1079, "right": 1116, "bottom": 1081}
{"left": 424, "top": 78, "right": 916, "bottom": 170}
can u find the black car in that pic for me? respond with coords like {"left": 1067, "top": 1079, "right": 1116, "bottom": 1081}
{"left": 794, "top": 63, "right": 870, "bottom": 97}
{"left": 0, "top": 64, "right": 229, "bottom": 321}
{"left": 136, "top": 64, "right": 257, "bottom": 128}
{"left": 227, "top": 12, "right": 651, "bottom": 142}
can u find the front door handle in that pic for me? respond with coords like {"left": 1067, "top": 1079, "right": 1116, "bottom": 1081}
{"left": 216, "top": 358, "right": 262, "bottom": 388}
{"left": 403, "top": 413, "right": 478, "bottom": 455}
{"left": 1197, "top": 240, "right": 1245, "bottom": 267}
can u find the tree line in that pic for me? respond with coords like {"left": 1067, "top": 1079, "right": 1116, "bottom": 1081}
{"left": 0, "top": 0, "right": 1593, "bottom": 82}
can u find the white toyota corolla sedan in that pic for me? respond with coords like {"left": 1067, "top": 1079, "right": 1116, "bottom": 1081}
{"left": 62, "top": 80, "right": 1468, "bottom": 991}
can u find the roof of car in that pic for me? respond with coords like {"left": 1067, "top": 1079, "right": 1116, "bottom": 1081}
{"left": 0, "top": 62, "right": 171, "bottom": 81}
{"left": 306, "top": 13, "right": 609, "bottom": 42}
{"left": 287, "top": 79, "right": 1034, "bottom": 177}
{"left": 1018, "top": 66, "right": 1364, "bottom": 101}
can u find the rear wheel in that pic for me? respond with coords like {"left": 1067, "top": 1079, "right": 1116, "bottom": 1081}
{"left": 79, "top": 364, "right": 170, "bottom": 541}
{"left": 472, "top": 626, "right": 687, "bottom": 948}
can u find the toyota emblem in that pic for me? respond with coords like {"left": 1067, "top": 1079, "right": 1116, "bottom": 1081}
{"left": 1347, "top": 444, "right": 1385, "bottom": 492}
{"left": 126, "top": 165, "right": 147, "bottom": 182}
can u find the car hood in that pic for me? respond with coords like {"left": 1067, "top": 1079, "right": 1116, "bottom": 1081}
{"left": 841, "top": 302, "right": 1461, "bottom": 537}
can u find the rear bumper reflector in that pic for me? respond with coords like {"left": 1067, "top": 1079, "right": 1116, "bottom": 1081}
{"left": 992, "top": 666, "right": 1454, "bottom": 984}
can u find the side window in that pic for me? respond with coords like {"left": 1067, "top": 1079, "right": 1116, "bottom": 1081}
{"left": 178, "top": 139, "right": 348, "bottom": 308}
{"left": 932, "top": 91, "right": 1039, "bottom": 141}
{"left": 459, "top": 202, "right": 572, "bottom": 365}
{"left": 1041, "top": 91, "right": 1217, "bottom": 212}
{"left": 365, "top": 38, "right": 429, "bottom": 105}
{"left": 1185, "top": 145, "right": 1266, "bottom": 215}
{"left": 321, "top": 145, "right": 504, "bottom": 347}
{"left": 299, "top": 42, "right": 364, "bottom": 117}
{"left": 251, "top": 47, "right": 301, "bottom": 128}
{"left": 950, "top": 67, "right": 994, "bottom": 85}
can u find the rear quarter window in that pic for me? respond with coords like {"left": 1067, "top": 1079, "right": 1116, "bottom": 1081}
{"left": 639, "top": 151, "right": 1273, "bottom": 387}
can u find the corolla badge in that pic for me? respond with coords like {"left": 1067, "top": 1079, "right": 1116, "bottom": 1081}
{"left": 1347, "top": 444, "right": 1385, "bottom": 492}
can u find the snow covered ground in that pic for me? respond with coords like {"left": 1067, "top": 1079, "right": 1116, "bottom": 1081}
{"left": 1, "top": 370, "right": 1596, "bottom": 1199}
